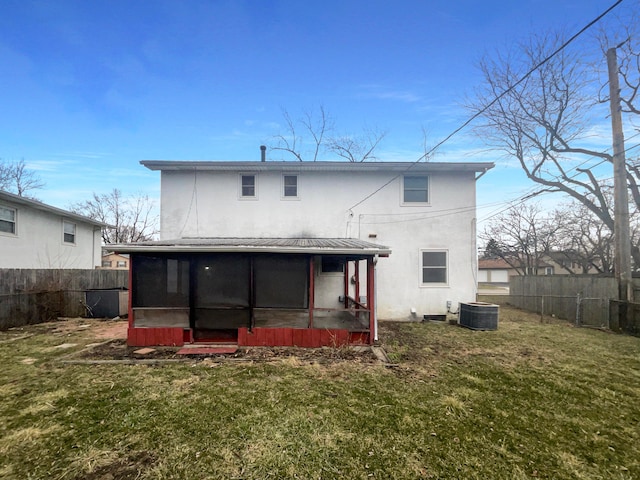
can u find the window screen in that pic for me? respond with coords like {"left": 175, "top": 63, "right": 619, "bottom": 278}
{"left": 403, "top": 175, "right": 429, "bottom": 203}
{"left": 63, "top": 221, "right": 76, "bottom": 243}
{"left": 241, "top": 174, "right": 256, "bottom": 197}
{"left": 422, "top": 251, "right": 447, "bottom": 284}
{"left": 0, "top": 206, "right": 16, "bottom": 234}
{"left": 321, "top": 256, "right": 344, "bottom": 273}
{"left": 283, "top": 175, "right": 298, "bottom": 197}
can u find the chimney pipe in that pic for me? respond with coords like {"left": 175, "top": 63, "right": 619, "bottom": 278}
{"left": 260, "top": 145, "right": 266, "bottom": 162}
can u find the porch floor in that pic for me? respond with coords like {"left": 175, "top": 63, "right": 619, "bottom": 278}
{"left": 253, "top": 309, "right": 369, "bottom": 331}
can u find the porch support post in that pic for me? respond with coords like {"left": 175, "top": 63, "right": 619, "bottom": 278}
{"left": 249, "top": 255, "right": 255, "bottom": 330}
{"left": 355, "top": 260, "right": 360, "bottom": 304}
{"left": 308, "top": 255, "right": 315, "bottom": 328}
{"left": 366, "top": 256, "right": 375, "bottom": 345}
{"left": 343, "top": 259, "right": 350, "bottom": 308}
{"left": 128, "top": 255, "right": 134, "bottom": 328}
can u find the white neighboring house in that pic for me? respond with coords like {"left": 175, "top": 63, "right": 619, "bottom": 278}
{"left": 0, "top": 190, "right": 105, "bottom": 269}
{"left": 137, "top": 160, "right": 493, "bottom": 320}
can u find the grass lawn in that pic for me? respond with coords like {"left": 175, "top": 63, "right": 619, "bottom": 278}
{"left": 0, "top": 307, "right": 639, "bottom": 479}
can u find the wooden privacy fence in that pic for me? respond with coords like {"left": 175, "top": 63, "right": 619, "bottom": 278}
{"left": 478, "top": 275, "right": 640, "bottom": 336}
{"left": 0, "top": 269, "right": 129, "bottom": 329}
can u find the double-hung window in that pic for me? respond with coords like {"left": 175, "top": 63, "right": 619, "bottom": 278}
{"left": 63, "top": 221, "right": 76, "bottom": 244}
{"left": 0, "top": 206, "right": 16, "bottom": 234}
{"left": 283, "top": 174, "right": 298, "bottom": 198}
{"left": 240, "top": 174, "right": 256, "bottom": 198}
{"left": 421, "top": 250, "right": 447, "bottom": 285}
{"left": 403, "top": 175, "right": 429, "bottom": 203}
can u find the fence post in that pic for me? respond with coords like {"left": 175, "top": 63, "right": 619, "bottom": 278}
{"left": 576, "top": 292, "right": 582, "bottom": 326}
{"left": 540, "top": 295, "right": 544, "bottom": 323}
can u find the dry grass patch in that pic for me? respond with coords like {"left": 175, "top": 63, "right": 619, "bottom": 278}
{"left": 0, "top": 305, "right": 638, "bottom": 479}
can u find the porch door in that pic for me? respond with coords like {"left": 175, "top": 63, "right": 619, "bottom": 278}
{"left": 193, "top": 255, "right": 251, "bottom": 330}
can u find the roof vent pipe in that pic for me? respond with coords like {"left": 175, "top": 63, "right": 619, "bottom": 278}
{"left": 260, "top": 145, "right": 266, "bottom": 162}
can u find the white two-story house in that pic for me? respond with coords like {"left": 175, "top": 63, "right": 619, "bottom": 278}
{"left": 0, "top": 190, "right": 104, "bottom": 269}
{"left": 115, "top": 160, "right": 493, "bottom": 347}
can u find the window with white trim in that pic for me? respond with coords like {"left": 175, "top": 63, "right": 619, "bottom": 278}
{"left": 63, "top": 221, "right": 76, "bottom": 244}
{"left": 403, "top": 175, "right": 429, "bottom": 203}
{"left": 0, "top": 206, "right": 16, "bottom": 234}
{"left": 283, "top": 174, "right": 298, "bottom": 198}
{"left": 117, "top": 260, "right": 127, "bottom": 268}
{"left": 102, "top": 260, "right": 112, "bottom": 267}
{"left": 240, "top": 174, "right": 256, "bottom": 198}
{"left": 421, "top": 250, "right": 447, "bottom": 284}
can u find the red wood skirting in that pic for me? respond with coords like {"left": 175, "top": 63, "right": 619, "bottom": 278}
{"left": 127, "top": 327, "right": 185, "bottom": 347}
{"left": 238, "top": 327, "right": 370, "bottom": 347}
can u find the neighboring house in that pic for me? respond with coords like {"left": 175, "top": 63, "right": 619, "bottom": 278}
{"left": 545, "top": 251, "right": 600, "bottom": 275}
{"left": 115, "top": 160, "right": 493, "bottom": 347}
{"left": 478, "top": 258, "right": 515, "bottom": 284}
{"left": 478, "top": 257, "right": 554, "bottom": 285}
{"left": 0, "top": 190, "right": 104, "bottom": 269}
{"left": 99, "top": 252, "right": 130, "bottom": 270}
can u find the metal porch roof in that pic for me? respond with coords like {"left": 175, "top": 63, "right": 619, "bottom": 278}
{"left": 112, "top": 237, "right": 391, "bottom": 256}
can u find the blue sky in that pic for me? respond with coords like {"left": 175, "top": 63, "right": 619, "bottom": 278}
{"left": 0, "top": 0, "right": 630, "bottom": 221}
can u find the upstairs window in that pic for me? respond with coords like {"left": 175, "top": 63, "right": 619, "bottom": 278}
{"left": 283, "top": 174, "right": 298, "bottom": 198}
{"left": 421, "top": 250, "right": 447, "bottom": 284}
{"left": 102, "top": 260, "right": 113, "bottom": 267}
{"left": 117, "top": 260, "right": 127, "bottom": 268}
{"left": 63, "top": 221, "right": 76, "bottom": 244}
{"left": 403, "top": 175, "right": 429, "bottom": 203}
{"left": 240, "top": 174, "right": 256, "bottom": 198}
{"left": 0, "top": 206, "right": 16, "bottom": 234}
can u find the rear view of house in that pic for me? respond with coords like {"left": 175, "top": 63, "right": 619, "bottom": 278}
{"left": 116, "top": 160, "right": 493, "bottom": 347}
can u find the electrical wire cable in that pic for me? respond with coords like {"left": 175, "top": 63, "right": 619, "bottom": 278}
{"left": 347, "top": 0, "right": 625, "bottom": 212}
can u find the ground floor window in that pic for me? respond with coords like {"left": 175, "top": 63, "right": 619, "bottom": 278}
{"left": 421, "top": 250, "right": 447, "bottom": 285}
{"left": 321, "top": 256, "right": 345, "bottom": 274}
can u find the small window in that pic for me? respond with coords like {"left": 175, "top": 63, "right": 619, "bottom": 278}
{"left": 422, "top": 250, "right": 447, "bottom": 284}
{"left": 240, "top": 174, "right": 256, "bottom": 198}
{"left": 403, "top": 175, "right": 429, "bottom": 203}
{"left": 63, "top": 221, "right": 76, "bottom": 244}
{"left": 102, "top": 260, "right": 112, "bottom": 268}
{"left": 283, "top": 175, "right": 298, "bottom": 198}
{"left": 117, "top": 261, "right": 127, "bottom": 268}
{"left": 0, "top": 206, "right": 16, "bottom": 234}
{"left": 321, "top": 257, "right": 344, "bottom": 274}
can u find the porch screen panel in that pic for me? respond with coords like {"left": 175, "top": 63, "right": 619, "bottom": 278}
{"left": 194, "top": 255, "right": 250, "bottom": 307}
{"left": 254, "top": 255, "right": 308, "bottom": 308}
{"left": 194, "top": 255, "right": 251, "bottom": 329}
{"left": 132, "top": 255, "right": 189, "bottom": 307}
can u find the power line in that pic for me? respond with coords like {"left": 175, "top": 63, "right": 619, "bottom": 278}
{"left": 347, "top": 0, "right": 625, "bottom": 211}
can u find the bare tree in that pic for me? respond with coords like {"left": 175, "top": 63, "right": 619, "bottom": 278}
{"left": 481, "top": 202, "right": 559, "bottom": 275}
{"left": 0, "top": 159, "right": 44, "bottom": 198}
{"left": 69, "top": 189, "right": 158, "bottom": 244}
{"left": 552, "top": 201, "right": 615, "bottom": 274}
{"left": 467, "top": 24, "right": 640, "bottom": 264}
{"left": 269, "top": 106, "right": 386, "bottom": 162}
{"left": 326, "top": 126, "right": 387, "bottom": 162}
{"left": 271, "top": 106, "right": 332, "bottom": 161}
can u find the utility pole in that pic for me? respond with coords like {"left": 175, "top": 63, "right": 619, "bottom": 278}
{"left": 607, "top": 47, "right": 633, "bottom": 315}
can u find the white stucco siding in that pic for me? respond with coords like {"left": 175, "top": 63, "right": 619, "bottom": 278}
{"left": 159, "top": 167, "right": 481, "bottom": 320}
{"left": 0, "top": 201, "right": 101, "bottom": 269}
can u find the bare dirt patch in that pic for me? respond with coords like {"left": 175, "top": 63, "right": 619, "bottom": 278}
{"left": 9, "top": 317, "right": 128, "bottom": 341}
{"left": 73, "top": 339, "right": 379, "bottom": 364}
